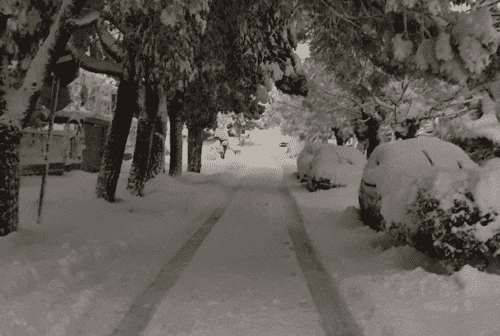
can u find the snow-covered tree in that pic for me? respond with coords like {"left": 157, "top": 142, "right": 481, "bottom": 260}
{"left": 0, "top": 0, "right": 99, "bottom": 235}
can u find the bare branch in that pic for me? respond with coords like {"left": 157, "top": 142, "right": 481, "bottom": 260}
{"left": 371, "top": 92, "right": 394, "bottom": 111}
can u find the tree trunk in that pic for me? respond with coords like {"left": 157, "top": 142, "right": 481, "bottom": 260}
{"left": 146, "top": 112, "right": 167, "bottom": 181}
{"left": 365, "top": 119, "right": 381, "bottom": 159}
{"left": 127, "top": 83, "right": 160, "bottom": 196}
{"left": 95, "top": 79, "right": 138, "bottom": 202}
{"left": 168, "top": 113, "right": 183, "bottom": 176}
{"left": 187, "top": 125, "right": 204, "bottom": 173}
{"left": 0, "top": 124, "right": 22, "bottom": 235}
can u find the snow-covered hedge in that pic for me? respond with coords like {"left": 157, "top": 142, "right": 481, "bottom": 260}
{"left": 307, "top": 145, "right": 366, "bottom": 192}
{"left": 296, "top": 142, "right": 325, "bottom": 181}
{"left": 385, "top": 162, "right": 500, "bottom": 273}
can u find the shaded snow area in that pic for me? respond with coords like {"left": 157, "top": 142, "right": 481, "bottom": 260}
{"left": 281, "top": 150, "right": 500, "bottom": 336}
{"left": 5, "top": 142, "right": 245, "bottom": 336}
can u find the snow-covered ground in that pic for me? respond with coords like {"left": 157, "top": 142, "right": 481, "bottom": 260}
{"left": 8, "top": 140, "right": 247, "bottom": 336}
{"left": 281, "top": 151, "right": 500, "bottom": 336}
{"left": 6, "top": 125, "right": 500, "bottom": 336}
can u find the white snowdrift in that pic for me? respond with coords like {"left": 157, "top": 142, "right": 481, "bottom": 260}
{"left": 279, "top": 154, "right": 500, "bottom": 336}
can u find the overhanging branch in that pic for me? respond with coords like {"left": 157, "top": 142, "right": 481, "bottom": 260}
{"left": 67, "top": 38, "right": 123, "bottom": 78}
{"left": 66, "top": 10, "right": 100, "bottom": 30}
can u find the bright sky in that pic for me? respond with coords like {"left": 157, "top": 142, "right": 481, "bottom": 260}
{"left": 295, "top": 43, "right": 310, "bottom": 61}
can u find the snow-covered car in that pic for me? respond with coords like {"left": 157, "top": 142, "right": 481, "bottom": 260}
{"left": 358, "top": 137, "right": 478, "bottom": 231}
{"left": 286, "top": 137, "right": 305, "bottom": 158}
{"left": 279, "top": 142, "right": 288, "bottom": 147}
{"left": 296, "top": 142, "right": 325, "bottom": 181}
{"left": 307, "top": 145, "right": 366, "bottom": 192}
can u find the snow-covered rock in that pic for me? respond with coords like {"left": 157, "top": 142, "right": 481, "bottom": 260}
{"left": 307, "top": 145, "right": 366, "bottom": 191}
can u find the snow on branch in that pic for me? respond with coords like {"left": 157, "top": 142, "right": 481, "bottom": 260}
{"left": 66, "top": 10, "right": 100, "bottom": 30}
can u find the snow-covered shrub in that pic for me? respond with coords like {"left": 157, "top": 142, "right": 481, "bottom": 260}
{"left": 358, "top": 137, "right": 478, "bottom": 231}
{"left": 307, "top": 145, "right": 366, "bottom": 192}
{"left": 296, "top": 142, "right": 325, "bottom": 181}
{"left": 433, "top": 118, "right": 500, "bottom": 165}
{"left": 384, "top": 165, "right": 500, "bottom": 273}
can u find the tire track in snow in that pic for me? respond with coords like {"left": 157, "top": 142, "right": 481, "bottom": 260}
{"left": 106, "top": 180, "right": 242, "bottom": 336}
{"left": 281, "top": 179, "right": 364, "bottom": 336}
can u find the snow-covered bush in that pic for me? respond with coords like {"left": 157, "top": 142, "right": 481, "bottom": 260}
{"left": 384, "top": 163, "right": 500, "bottom": 273}
{"left": 307, "top": 145, "right": 366, "bottom": 192}
{"left": 433, "top": 118, "right": 500, "bottom": 165}
{"left": 296, "top": 142, "right": 325, "bottom": 181}
{"left": 359, "top": 137, "right": 478, "bottom": 231}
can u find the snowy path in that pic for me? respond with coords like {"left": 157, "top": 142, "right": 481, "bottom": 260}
{"left": 119, "top": 153, "right": 327, "bottom": 336}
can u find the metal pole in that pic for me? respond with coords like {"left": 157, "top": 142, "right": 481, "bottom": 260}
{"left": 37, "top": 73, "right": 60, "bottom": 225}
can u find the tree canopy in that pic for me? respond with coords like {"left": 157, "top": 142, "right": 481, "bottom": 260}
{"left": 301, "top": 0, "right": 500, "bottom": 87}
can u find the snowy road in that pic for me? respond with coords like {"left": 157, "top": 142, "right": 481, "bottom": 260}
{"left": 11, "top": 130, "right": 360, "bottom": 336}
{"left": 109, "top": 154, "right": 329, "bottom": 336}
{"left": 14, "top": 128, "right": 500, "bottom": 336}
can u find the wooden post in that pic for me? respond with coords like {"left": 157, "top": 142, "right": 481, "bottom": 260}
{"left": 37, "top": 74, "right": 60, "bottom": 225}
